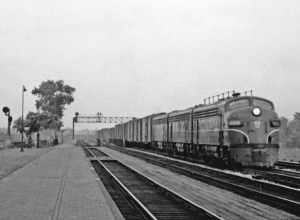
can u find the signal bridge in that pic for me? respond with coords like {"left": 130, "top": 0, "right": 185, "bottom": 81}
{"left": 76, "top": 115, "right": 133, "bottom": 124}
{"left": 72, "top": 112, "right": 133, "bottom": 139}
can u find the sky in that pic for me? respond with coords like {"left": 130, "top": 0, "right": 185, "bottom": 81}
{"left": 0, "top": 0, "right": 300, "bottom": 130}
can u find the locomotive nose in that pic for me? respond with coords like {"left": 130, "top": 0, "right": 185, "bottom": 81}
{"left": 227, "top": 107, "right": 280, "bottom": 167}
{"left": 248, "top": 119, "right": 266, "bottom": 143}
{"left": 247, "top": 108, "right": 280, "bottom": 144}
{"left": 250, "top": 144, "right": 277, "bottom": 166}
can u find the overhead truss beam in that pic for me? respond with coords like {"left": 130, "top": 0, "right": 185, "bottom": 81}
{"left": 76, "top": 115, "right": 133, "bottom": 124}
{"left": 72, "top": 113, "right": 133, "bottom": 139}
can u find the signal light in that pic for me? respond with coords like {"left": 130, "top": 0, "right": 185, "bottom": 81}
{"left": 73, "top": 112, "right": 79, "bottom": 123}
{"left": 73, "top": 117, "right": 78, "bottom": 123}
{"left": 2, "top": 106, "right": 10, "bottom": 115}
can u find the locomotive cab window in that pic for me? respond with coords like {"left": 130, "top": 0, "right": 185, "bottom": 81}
{"left": 252, "top": 99, "right": 274, "bottom": 110}
{"left": 227, "top": 99, "right": 249, "bottom": 111}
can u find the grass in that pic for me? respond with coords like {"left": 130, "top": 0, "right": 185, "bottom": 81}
{"left": 0, "top": 147, "right": 52, "bottom": 180}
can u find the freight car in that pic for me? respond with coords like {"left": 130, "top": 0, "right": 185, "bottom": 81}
{"left": 98, "top": 91, "right": 281, "bottom": 167}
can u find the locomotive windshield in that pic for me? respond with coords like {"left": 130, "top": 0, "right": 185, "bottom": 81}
{"left": 227, "top": 99, "right": 249, "bottom": 110}
{"left": 226, "top": 97, "right": 274, "bottom": 111}
{"left": 252, "top": 99, "right": 273, "bottom": 110}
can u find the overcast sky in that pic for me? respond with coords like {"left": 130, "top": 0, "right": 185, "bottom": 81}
{"left": 0, "top": 0, "right": 300, "bottom": 130}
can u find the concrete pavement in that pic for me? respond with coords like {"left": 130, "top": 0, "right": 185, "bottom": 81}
{"left": 0, "top": 144, "right": 123, "bottom": 220}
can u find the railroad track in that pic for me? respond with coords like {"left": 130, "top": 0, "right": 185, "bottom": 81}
{"left": 248, "top": 168, "right": 300, "bottom": 189}
{"left": 105, "top": 145, "right": 300, "bottom": 216}
{"left": 275, "top": 161, "right": 300, "bottom": 170}
{"left": 81, "top": 144, "right": 109, "bottom": 158}
{"left": 88, "top": 147, "right": 109, "bottom": 157}
{"left": 82, "top": 147, "right": 94, "bottom": 157}
{"left": 105, "top": 144, "right": 300, "bottom": 189}
{"left": 272, "top": 168, "right": 300, "bottom": 178}
{"left": 90, "top": 159, "right": 222, "bottom": 220}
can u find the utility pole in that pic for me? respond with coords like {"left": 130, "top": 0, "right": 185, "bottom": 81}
{"left": 21, "top": 85, "right": 27, "bottom": 152}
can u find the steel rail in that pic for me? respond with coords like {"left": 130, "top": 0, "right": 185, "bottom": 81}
{"left": 276, "top": 161, "right": 300, "bottom": 170}
{"left": 106, "top": 145, "right": 300, "bottom": 216}
{"left": 249, "top": 169, "right": 300, "bottom": 188}
{"left": 96, "top": 160, "right": 157, "bottom": 220}
{"left": 99, "top": 159, "right": 223, "bottom": 220}
{"left": 91, "top": 160, "right": 155, "bottom": 220}
{"left": 81, "top": 147, "right": 94, "bottom": 157}
{"left": 88, "top": 147, "right": 109, "bottom": 157}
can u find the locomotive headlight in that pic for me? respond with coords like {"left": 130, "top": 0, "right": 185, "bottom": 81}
{"left": 252, "top": 107, "right": 262, "bottom": 116}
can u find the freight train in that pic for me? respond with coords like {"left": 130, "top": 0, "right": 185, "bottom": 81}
{"left": 98, "top": 91, "right": 281, "bottom": 167}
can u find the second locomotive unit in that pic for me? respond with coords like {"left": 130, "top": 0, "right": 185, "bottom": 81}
{"left": 98, "top": 91, "right": 281, "bottom": 167}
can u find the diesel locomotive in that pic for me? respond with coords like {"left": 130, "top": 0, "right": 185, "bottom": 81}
{"left": 98, "top": 91, "right": 281, "bottom": 167}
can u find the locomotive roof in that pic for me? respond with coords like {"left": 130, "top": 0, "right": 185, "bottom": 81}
{"left": 104, "top": 95, "right": 274, "bottom": 128}
{"left": 153, "top": 95, "right": 274, "bottom": 119}
{"left": 142, "top": 112, "right": 166, "bottom": 119}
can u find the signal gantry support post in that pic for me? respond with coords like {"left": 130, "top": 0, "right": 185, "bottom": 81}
{"left": 72, "top": 112, "right": 79, "bottom": 140}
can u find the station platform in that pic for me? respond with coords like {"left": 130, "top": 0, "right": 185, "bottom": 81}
{"left": 0, "top": 144, "right": 123, "bottom": 220}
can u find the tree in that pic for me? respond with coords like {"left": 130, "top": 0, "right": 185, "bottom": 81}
{"left": 13, "top": 117, "right": 24, "bottom": 134}
{"left": 287, "top": 113, "right": 300, "bottom": 148}
{"left": 25, "top": 112, "right": 52, "bottom": 147}
{"left": 279, "top": 117, "right": 289, "bottom": 148}
{"left": 13, "top": 112, "right": 42, "bottom": 147}
{"left": 32, "top": 80, "right": 75, "bottom": 118}
{"left": 31, "top": 80, "right": 75, "bottom": 143}
{"left": 294, "top": 112, "right": 300, "bottom": 121}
